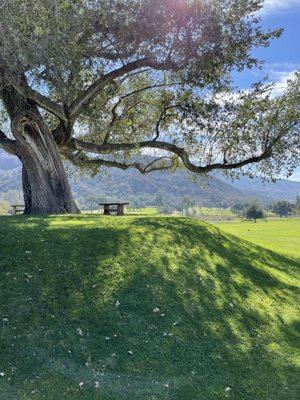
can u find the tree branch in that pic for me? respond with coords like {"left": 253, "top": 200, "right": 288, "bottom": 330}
{"left": 154, "top": 109, "right": 167, "bottom": 141}
{"left": 0, "top": 129, "right": 17, "bottom": 155}
{"left": 103, "top": 82, "right": 173, "bottom": 144}
{"left": 119, "top": 68, "right": 152, "bottom": 83}
{"left": 63, "top": 150, "right": 174, "bottom": 174}
{"left": 63, "top": 137, "right": 273, "bottom": 174}
{"left": 69, "top": 58, "right": 178, "bottom": 118}
{"left": 143, "top": 156, "right": 175, "bottom": 173}
{"left": 4, "top": 75, "right": 68, "bottom": 122}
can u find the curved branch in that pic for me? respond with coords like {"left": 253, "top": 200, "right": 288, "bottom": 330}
{"left": 7, "top": 77, "right": 67, "bottom": 123}
{"left": 154, "top": 109, "right": 167, "bottom": 141}
{"left": 64, "top": 137, "right": 273, "bottom": 174}
{"left": 63, "top": 151, "right": 144, "bottom": 173}
{"left": 63, "top": 150, "right": 173, "bottom": 174}
{"left": 119, "top": 68, "right": 151, "bottom": 83}
{"left": 103, "top": 82, "right": 172, "bottom": 144}
{"left": 65, "top": 138, "right": 173, "bottom": 154}
{"left": 0, "top": 129, "right": 17, "bottom": 155}
{"left": 180, "top": 150, "right": 273, "bottom": 173}
{"left": 143, "top": 156, "right": 175, "bottom": 173}
{"left": 69, "top": 58, "right": 178, "bottom": 118}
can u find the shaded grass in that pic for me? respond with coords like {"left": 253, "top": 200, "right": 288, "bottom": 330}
{"left": 0, "top": 215, "right": 299, "bottom": 399}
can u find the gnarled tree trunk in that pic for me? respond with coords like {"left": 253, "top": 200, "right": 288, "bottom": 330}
{"left": 15, "top": 112, "right": 79, "bottom": 214}
{"left": 1, "top": 85, "right": 79, "bottom": 215}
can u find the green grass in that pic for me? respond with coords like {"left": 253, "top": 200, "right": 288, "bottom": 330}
{"left": 214, "top": 218, "right": 300, "bottom": 260}
{"left": 0, "top": 215, "right": 299, "bottom": 399}
{"left": 127, "top": 207, "right": 159, "bottom": 216}
{"left": 196, "top": 207, "right": 234, "bottom": 217}
{"left": 189, "top": 207, "right": 236, "bottom": 222}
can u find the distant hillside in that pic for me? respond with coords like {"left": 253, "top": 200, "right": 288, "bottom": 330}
{"left": 70, "top": 168, "right": 246, "bottom": 208}
{"left": 225, "top": 175, "right": 300, "bottom": 201}
{"left": 0, "top": 149, "right": 299, "bottom": 207}
{"left": 0, "top": 149, "right": 20, "bottom": 170}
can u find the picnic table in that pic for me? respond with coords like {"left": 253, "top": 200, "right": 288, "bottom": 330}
{"left": 11, "top": 204, "right": 25, "bottom": 215}
{"left": 98, "top": 202, "right": 129, "bottom": 216}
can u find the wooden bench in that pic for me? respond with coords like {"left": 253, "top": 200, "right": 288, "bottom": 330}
{"left": 11, "top": 204, "right": 25, "bottom": 215}
{"left": 98, "top": 202, "right": 129, "bottom": 216}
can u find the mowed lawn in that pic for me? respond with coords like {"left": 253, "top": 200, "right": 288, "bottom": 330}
{"left": 0, "top": 215, "right": 299, "bottom": 399}
{"left": 213, "top": 218, "right": 300, "bottom": 260}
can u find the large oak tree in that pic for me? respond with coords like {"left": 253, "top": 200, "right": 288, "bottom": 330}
{"left": 0, "top": 0, "right": 299, "bottom": 214}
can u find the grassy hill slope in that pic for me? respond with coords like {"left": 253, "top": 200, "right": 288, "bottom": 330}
{"left": 0, "top": 215, "right": 299, "bottom": 399}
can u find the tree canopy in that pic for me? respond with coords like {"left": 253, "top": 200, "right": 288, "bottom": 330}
{"left": 272, "top": 200, "right": 294, "bottom": 218}
{"left": 0, "top": 0, "right": 299, "bottom": 214}
{"left": 244, "top": 203, "right": 264, "bottom": 222}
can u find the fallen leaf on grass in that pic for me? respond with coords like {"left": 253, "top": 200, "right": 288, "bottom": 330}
{"left": 76, "top": 328, "right": 84, "bottom": 337}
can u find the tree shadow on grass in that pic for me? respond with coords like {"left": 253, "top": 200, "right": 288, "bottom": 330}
{"left": 0, "top": 215, "right": 299, "bottom": 399}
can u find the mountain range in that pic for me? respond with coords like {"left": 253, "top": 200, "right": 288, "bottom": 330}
{"left": 0, "top": 149, "right": 299, "bottom": 208}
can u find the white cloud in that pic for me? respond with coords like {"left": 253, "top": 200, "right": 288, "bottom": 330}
{"left": 259, "top": 0, "right": 300, "bottom": 15}
{"left": 265, "top": 63, "right": 299, "bottom": 96}
{"left": 218, "top": 66, "right": 297, "bottom": 100}
{"left": 269, "top": 70, "right": 297, "bottom": 96}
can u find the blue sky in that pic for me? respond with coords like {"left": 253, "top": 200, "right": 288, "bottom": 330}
{"left": 234, "top": 0, "right": 300, "bottom": 180}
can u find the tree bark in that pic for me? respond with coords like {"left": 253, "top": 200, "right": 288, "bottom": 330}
{"left": 1, "top": 85, "right": 79, "bottom": 215}
{"left": 15, "top": 112, "right": 79, "bottom": 214}
{"left": 21, "top": 166, "right": 32, "bottom": 215}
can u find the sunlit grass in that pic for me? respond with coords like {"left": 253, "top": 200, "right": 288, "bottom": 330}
{"left": 127, "top": 207, "right": 159, "bottom": 216}
{"left": 213, "top": 218, "right": 300, "bottom": 260}
{"left": 195, "top": 207, "right": 234, "bottom": 217}
{"left": 0, "top": 215, "right": 299, "bottom": 399}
